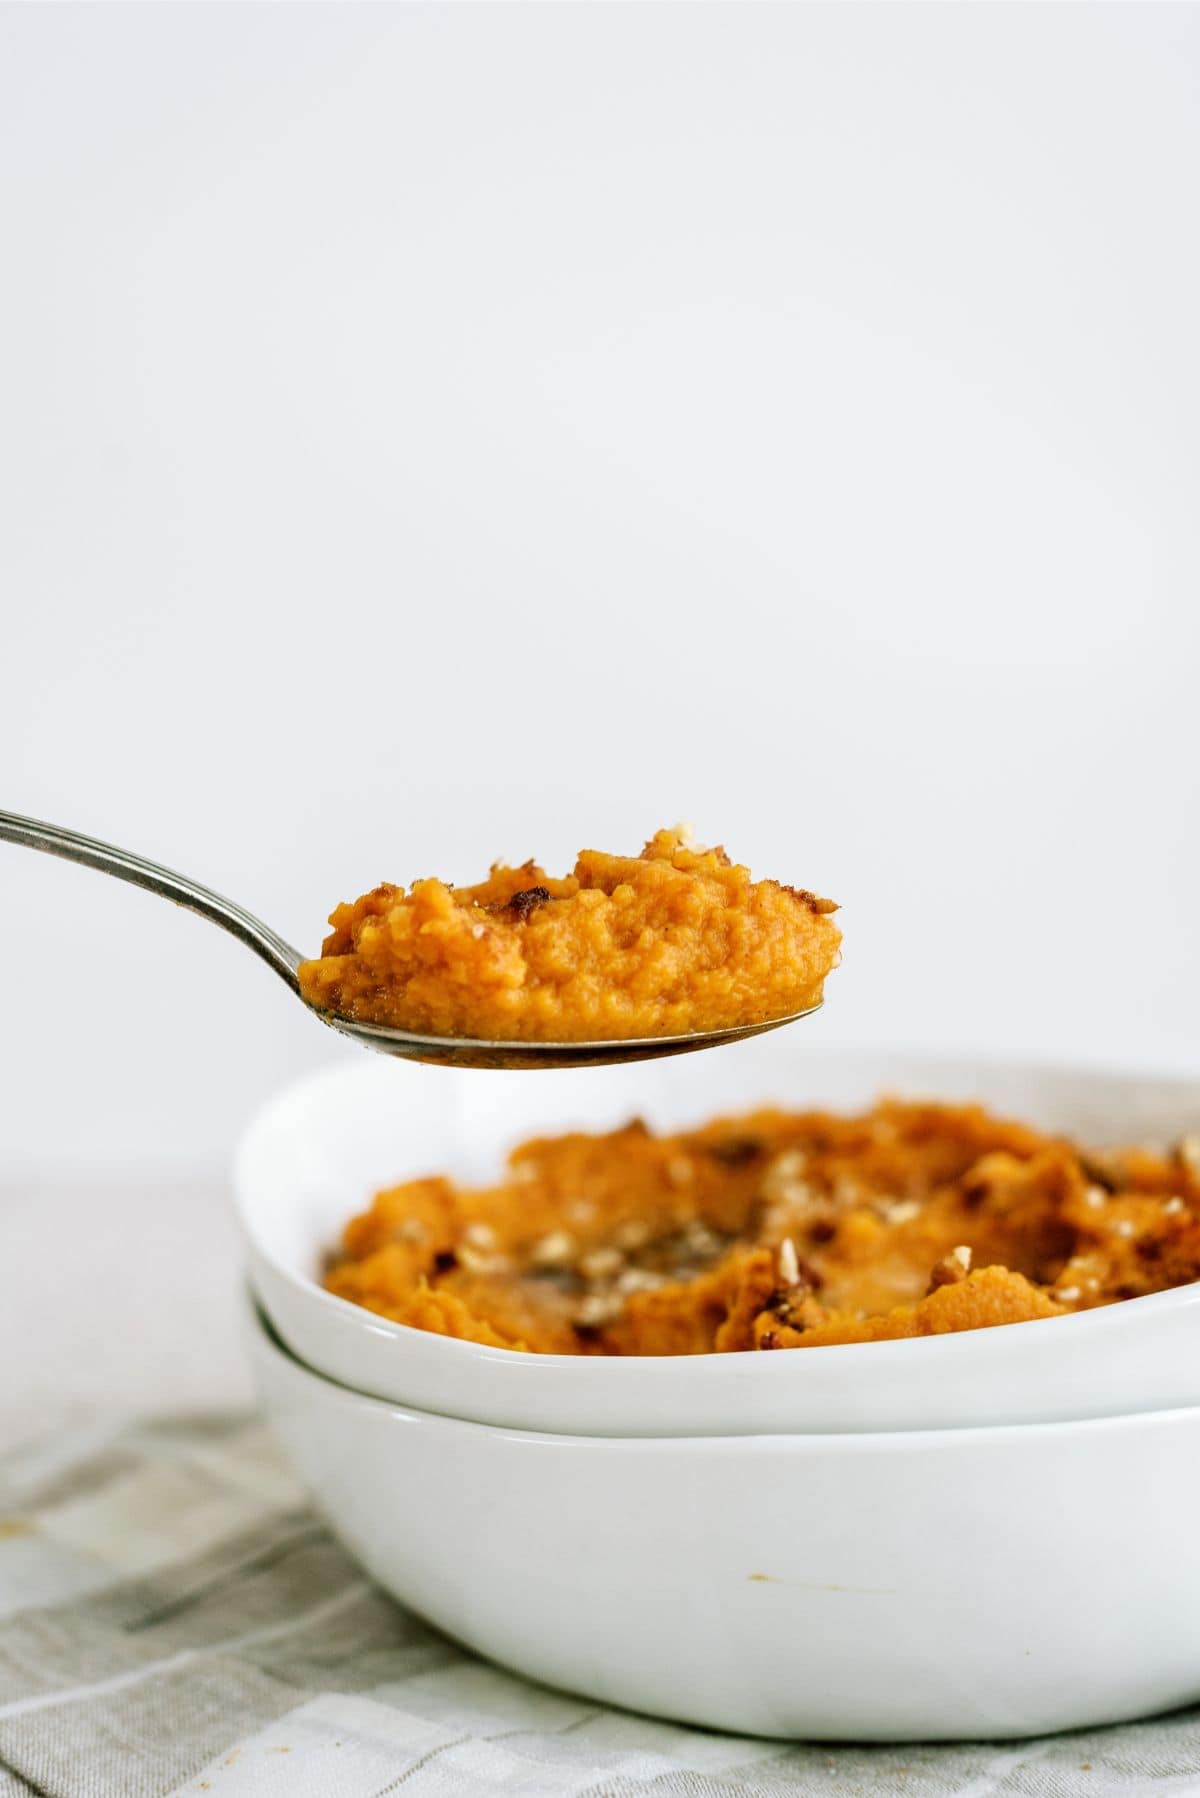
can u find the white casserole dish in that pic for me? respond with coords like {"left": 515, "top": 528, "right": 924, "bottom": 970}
{"left": 250, "top": 1295, "right": 1200, "bottom": 1742}
{"left": 235, "top": 1043, "right": 1200, "bottom": 1436}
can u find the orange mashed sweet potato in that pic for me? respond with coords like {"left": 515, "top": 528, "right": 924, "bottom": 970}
{"left": 323, "top": 1102, "right": 1200, "bottom": 1355}
{"left": 298, "top": 828, "right": 840, "bottom": 1041}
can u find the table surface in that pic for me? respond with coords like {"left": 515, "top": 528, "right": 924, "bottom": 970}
{"left": 0, "top": 1173, "right": 253, "bottom": 1454}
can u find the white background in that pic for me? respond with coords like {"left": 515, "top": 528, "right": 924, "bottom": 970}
{"left": 2, "top": 3, "right": 1197, "bottom": 1175}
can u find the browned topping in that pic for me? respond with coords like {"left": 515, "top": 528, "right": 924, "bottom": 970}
{"left": 766, "top": 1284, "right": 824, "bottom": 1333}
{"left": 782, "top": 886, "right": 839, "bottom": 915}
{"left": 504, "top": 885, "right": 552, "bottom": 922}
{"left": 706, "top": 1137, "right": 764, "bottom": 1168}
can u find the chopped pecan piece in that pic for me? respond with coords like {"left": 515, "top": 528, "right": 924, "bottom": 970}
{"left": 927, "top": 1244, "right": 973, "bottom": 1292}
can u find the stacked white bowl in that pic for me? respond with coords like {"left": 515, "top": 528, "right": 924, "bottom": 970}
{"left": 238, "top": 1042, "right": 1200, "bottom": 1742}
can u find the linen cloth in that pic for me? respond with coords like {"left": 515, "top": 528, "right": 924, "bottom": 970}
{"left": 1, "top": 1413, "right": 1199, "bottom": 1798}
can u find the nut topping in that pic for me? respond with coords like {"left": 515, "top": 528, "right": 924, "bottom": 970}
{"left": 456, "top": 1243, "right": 510, "bottom": 1275}
{"left": 777, "top": 1237, "right": 801, "bottom": 1287}
{"left": 886, "top": 1199, "right": 920, "bottom": 1224}
{"left": 530, "top": 1230, "right": 575, "bottom": 1268}
{"left": 578, "top": 1247, "right": 624, "bottom": 1282}
{"left": 574, "top": 1292, "right": 624, "bottom": 1330}
{"left": 928, "top": 1244, "right": 972, "bottom": 1292}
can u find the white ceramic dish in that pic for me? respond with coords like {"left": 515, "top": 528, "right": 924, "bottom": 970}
{"left": 235, "top": 1043, "right": 1200, "bottom": 1437}
{"left": 250, "top": 1296, "right": 1200, "bottom": 1742}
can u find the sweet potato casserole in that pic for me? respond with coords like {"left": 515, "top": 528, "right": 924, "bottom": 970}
{"left": 324, "top": 1101, "right": 1200, "bottom": 1354}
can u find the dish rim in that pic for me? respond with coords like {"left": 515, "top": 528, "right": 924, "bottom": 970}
{"left": 250, "top": 1291, "right": 1200, "bottom": 1448}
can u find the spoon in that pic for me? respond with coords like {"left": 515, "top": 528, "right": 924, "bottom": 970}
{"left": 0, "top": 809, "right": 822, "bottom": 1069}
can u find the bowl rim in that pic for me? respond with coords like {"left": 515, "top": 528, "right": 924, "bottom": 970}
{"left": 235, "top": 1045, "right": 1200, "bottom": 1378}
{"left": 250, "top": 1292, "right": 1200, "bottom": 1450}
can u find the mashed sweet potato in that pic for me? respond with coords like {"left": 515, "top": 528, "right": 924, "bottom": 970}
{"left": 298, "top": 828, "right": 840, "bottom": 1041}
{"left": 323, "top": 1102, "right": 1200, "bottom": 1355}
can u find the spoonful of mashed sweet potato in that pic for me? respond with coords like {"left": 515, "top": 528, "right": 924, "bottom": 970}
{"left": 0, "top": 814, "right": 839, "bottom": 1069}
{"left": 299, "top": 827, "right": 841, "bottom": 1052}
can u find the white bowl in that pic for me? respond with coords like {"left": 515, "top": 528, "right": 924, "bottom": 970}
{"left": 250, "top": 1297, "right": 1200, "bottom": 1742}
{"left": 235, "top": 1043, "right": 1200, "bottom": 1437}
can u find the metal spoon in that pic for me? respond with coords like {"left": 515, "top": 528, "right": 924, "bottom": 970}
{"left": 0, "top": 809, "right": 822, "bottom": 1069}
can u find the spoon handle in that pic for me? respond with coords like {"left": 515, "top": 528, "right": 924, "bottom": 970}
{"left": 0, "top": 809, "right": 302, "bottom": 993}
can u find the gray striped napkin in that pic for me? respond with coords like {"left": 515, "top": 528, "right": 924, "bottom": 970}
{"left": 0, "top": 1414, "right": 1197, "bottom": 1797}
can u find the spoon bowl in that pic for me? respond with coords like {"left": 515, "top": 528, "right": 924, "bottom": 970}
{"left": 317, "top": 1005, "right": 822, "bottom": 1069}
{"left": 0, "top": 809, "right": 821, "bottom": 1069}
